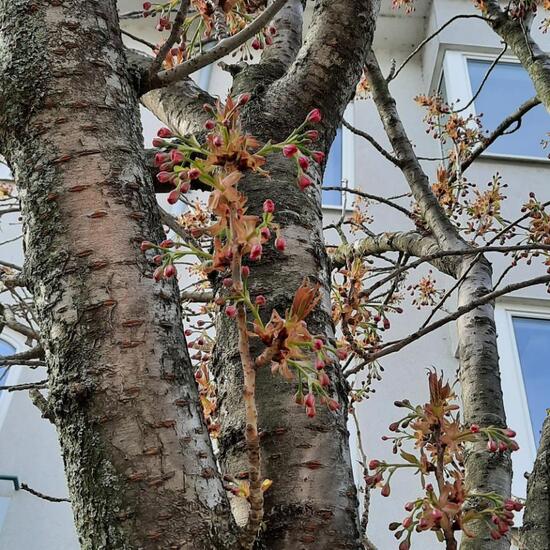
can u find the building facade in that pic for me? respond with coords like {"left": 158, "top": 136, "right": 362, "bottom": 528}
{"left": 0, "top": 1, "right": 549, "bottom": 548}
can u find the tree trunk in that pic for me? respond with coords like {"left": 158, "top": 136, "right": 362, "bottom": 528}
{"left": 0, "top": 1, "right": 234, "bottom": 548}
{"left": 457, "top": 258, "right": 511, "bottom": 550}
{"left": 521, "top": 416, "right": 550, "bottom": 549}
{"left": 210, "top": 2, "right": 380, "bottom": 546}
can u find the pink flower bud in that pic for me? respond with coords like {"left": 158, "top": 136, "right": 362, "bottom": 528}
{"left": 295, "top": 392, "right": 304, "bottom": 405}
{"left": 283, "top": 144, "right": 298, "bottom": 158}
{"left": 470, "top": 424, "right": 480, "bottom": 433}
{"left": 315, "top": 358, "right": 325, "bottom": 370}
{"left": 226, "top": 305, "right": 237, "bottom": 318}
{"left": 368, "top": 459, "right": 380, "bottom": 470}
{"left": 312, "top": 151, "right": 326, "bottom": 164}
{"left": 298, "top": 156, "right": 310, "bottom": 170}
{"left": 305, "top": 393, "right": 315, "bottom": 408}
{"left": 255, "top": 295, "right": 266, "bottom": 307}
{"left": 213, "top": 135, "right": 223, "bottom": 147}
{"left": 402, "top": 516, "right": 413, "bottom": 528}
{"left": 509, "top": 440, "right": 520, "bottom": 451}
{"left": 167, "top": 188, "right": 180, "bottom": 204}
{"left": 404, "top": 502, "right": 414, "bottom": 512}
{"left": 153, "top": 267, "right": 163, "bottom": 281}
{"left": 157, "top": 127, "right": 172, "bottom": 138}
{"left": 383, "top": 318, "right": 390, "bottom": 330}
{"left": 180, "top": 181, "right": 190, "bottom": 193}
{"left": 204, "top": 120, "right": 216, "bottom": 130}
{"left": 298, "top": 174, "right": 312, "bottom": 190}
{"left": 152, "top": 137, "right": 164, "bottom": 147}
{"left": 185, "top": 328, "right": 192, "bottom": 336}
{"left": 305, "top": 130, "right": 319, "bottom": 141}
{"left": 164, "top": 264, "right": 176, "bottom": 278}
{"left": 222, "top": 278, "right": 233, "bottom": 288}
{"left": 327, "top": 399, "right": 340, "bottom": 411}
{"left": 170, "top": 47, "right": 179, "bottom": 57}
{"left": 251, "top": 38, "right": 261, "bottom": 50}
{"left": 504, "top": 428, "right": 516, "bottom": 438}
{"left": 241, "top": 266, "right": 250, "bottom": 278}
{"left": 143, "top": 2, "right": 152, "bottom": 9}
{"left": 260, "top": 227, "right": 271, "bottom": 240}
{"left": 140, "top": 241, "right": 154, "bottom": 251}
{"left": 263, "top": 199, "right": 275, "bottom": 213}
{"left": 159, "top": 239, "right": 174, "bottom": 248}
{"left": 188, "top": 168, "right": 200, "bottom": 179}
{"left": 238, "top": 93, "right": 251, "bottom": 105}
{"left": 170, "top": 149, "right": 184, "bottom": 163}
{"left": 381, "top": 484, "right": 390, "bottom": 497}
{"left": 306, "top": 406, "right": 316, "bottom": 418}
{"left": 153, "top": 254, "right": 162, "bottom": 265}
{"left": 399, "top": 542, "right": 410, "bottom": 550}
{"left": 336, "top": 348, "right": 348, "bottom": 360}
{"left": 157, "top": 171, "right": 172, "bottom": 183}
{"left": 306, "top": 108, "right": 322, "bottom": 123}
{"left": 318, "top": 372, "right": 330, "bottom": 387}
{"left": 498, "top": 442, "right": 507, "bottom": 452}
{"left": 313, "top": 338, "right": 324, "bottom": 350}
{"left": 431, "top": 509, "right": 443, "bottom": 521}
{"left": 275, "top": 237, "right": 286, "bottom": 252}
{"left": 487, "top": 440, "right": 498, "bottom": 452}
{"left": 249, "top": 243, "right": 262, "bottom": 261}
{"left": 154, "top": 152, "right": 169, "bottom": 166}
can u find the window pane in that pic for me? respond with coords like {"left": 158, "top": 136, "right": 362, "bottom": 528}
{"left": 0, "top": 339, "right": 15, "bottom": 387}
{"left": 467, "top": 59, "right": 548, "bottom": 157}
{"left": 512, "top": 316, "right": 550, "bottom": 445}
{"left": 322, "top": 128, "right": 343, "bottom": 207}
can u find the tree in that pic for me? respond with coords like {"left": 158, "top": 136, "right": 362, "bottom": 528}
{"left": 0, "top": 1, "right": 549, "bottom": 549}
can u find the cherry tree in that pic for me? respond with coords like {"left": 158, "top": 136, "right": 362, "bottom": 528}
{"left": 0, "top": 1, "right": 549, "bottom": 549}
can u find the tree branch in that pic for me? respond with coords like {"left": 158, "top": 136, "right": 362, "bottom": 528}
{"left": 153, "top": 0, "right": 289, "bottom": 89}
{"left": 346, "top": 273, "right": 550, "bottom": 375}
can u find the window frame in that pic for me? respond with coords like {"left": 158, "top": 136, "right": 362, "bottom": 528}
{"left": 0, "top": 327, "right": 27, "bottom": 433}
{"left": 321, "top": 103, "right": 356, "bottom": 211}
{"left": 441, "top": 50, "right": 549, "bottom": 164}
{"left": 494, "top": 300, "right": 550, "bottom": 500}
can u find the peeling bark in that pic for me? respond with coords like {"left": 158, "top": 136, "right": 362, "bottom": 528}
{"left": 0, "top": 2, "right": 234, "bottom": 548}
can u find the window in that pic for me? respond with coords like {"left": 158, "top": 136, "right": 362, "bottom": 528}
{"left": 0, "top": 339, "right": 15, "bottom": 391}
{"left": 494, "top": 302, "right": 550, "bottom": 500}
{"left": 511, "top": 316, "right": 550, "bottom": 446}
{"left": 321, "top": 104, "right": 355, "bottom": 209}
{"left": 441, "top": 52, "right": 549, "bottom": 159}
{"left": 322, "top": 128, "right": 344, "bottom": 207}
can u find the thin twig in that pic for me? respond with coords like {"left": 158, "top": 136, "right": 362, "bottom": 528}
{"left": 0, "top": 379, "right": 48, "bottom": 391}
{"left": 20, "top": 483, "right": 70, "bottom": 503}
{"left": 120, "top": 29, "right": 156, "bottom": 50}
{"left": 343, "top": 119, "right": 401, "bottom": 167}
{"left": 388, "top": 14, "right": 491, "bottom": 82}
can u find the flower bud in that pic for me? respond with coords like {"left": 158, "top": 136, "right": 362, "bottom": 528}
{"left": 381, "top": 484, "right": 390, "bottom": 497}
{"left": 263, "top": 199, "right": 275, "bottom": 213}
{"left": 238, "top": 93, "right": 251, "bottom": 105}
{"left": 164, "top": 264, "right": 176, "bottom": 278}
{"left": 368, "top": 459, "right": 381, "bottom": 470}
{"left": 140, "top": 241, "right": 154, "bottom": 251}
{"left": 157, "top": 171, "right": 172, "bottom": 183}
{"left": 188, "top": 168, "right": 201, "bottom": 179}
{"left": 226, "top": 305, "right": 237, "bottom": 318}
{"left": 470, "top": 424, "right": 480, "bottom": 433}
{"left": 313, "top": 338, "right": 324, "bottom": 350}
{"left": 504, "top": 428, "right": 516, "bottom": 438}
{"left": 487, "top": 440, "right": 498, "bottom": 452}
{"left": 305, "top": 393, "right": 315, "bottom": 408}
{"left": 306, "top": 406, "right": 316, "bottom": 418}
{"left": 249, "top": 243, "right": 262, "bottom": 261}
{"left": 283, "top": 144, "right": 298, "bottom": 158}
{"left": 251, "top": 38, "right": 261, "bottom": 50}
{"left": 255, "top": 295, "right": 266, "bottom": 307}
{"left": 315, "top": 358, "right": 325, "bottom": 370}
{"left": 157, "top": 127, "right": 172, "bottom": 138}
{"left": 213, "top": 135, "right": 223, "bottom": 147}
{"left": 241, "top": 266, "right": 250, "bottom": 278}
{"left": 143, "top": 2, "right": 152, "bottom": 9}
{"left": 298, "top": 174, "right": 312, "bottom": 190}
{"left": 170, "top": 149, "right": 184, "bottom": 163}
{"left": 305, "top": 130, "right": 319, "bottom": 141}
{"left": 167, "top": 188, "right": 180, "bottom": 204}
{"left": 298, "top": 156, "right": 310, "bottom": 170}
{"left": 311, "top": 151, "right": 326, "bottom": 164}
{"left": 204, "top": 120, "right": 216, "bottom": 130}
{"left": 222, "top": 277, "right": 233, "bottom": 288}
{"left": 260, "top": 227, "right": 271, "bottom": 240}
{"left": 275, "top": 237, "right": 286, "bottom": 252}
{"left": 327, "top": 399, "right": 340, "bottom": 411}
{"left": 306, "top": 108, "right": 322, "bottom": 123}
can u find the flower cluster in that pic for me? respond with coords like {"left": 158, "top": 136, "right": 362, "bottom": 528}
{"left": 366, "top": 371, "right": 522, "bottom": 549}
{"left": 408, "top": 271, "right": 444, "bottom": 309}
{"left": 142, "top": 96, "right": 343, "bottom": 419}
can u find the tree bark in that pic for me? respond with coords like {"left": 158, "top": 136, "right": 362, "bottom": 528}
{"left": 456, "top": 258, "right": 511, "bottom": 550}
{"left": 208, "top": 2, "right": 381, "bottom": 547}
{"left": 521, "top": 416, "right": 550, "bottom": 549}
{"left": 0, "top": 1, "right": 234, "bottom": 548}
